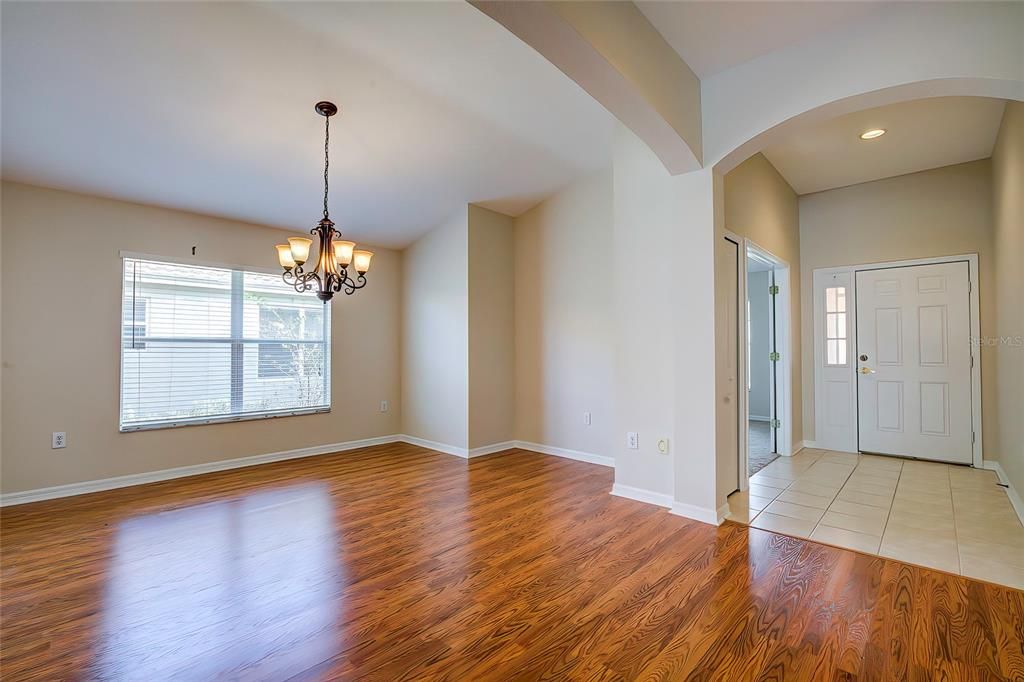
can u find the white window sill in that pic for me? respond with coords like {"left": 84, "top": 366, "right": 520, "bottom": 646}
{"left": 119, "top": 406, "right": 330, "bottom": 432}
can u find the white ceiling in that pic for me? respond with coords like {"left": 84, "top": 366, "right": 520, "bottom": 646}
{"left": 636, "top": 1, "right": 889, "bottom": 79}
{"left": 761, "top": 97, "right": 1007, "bottom": 195}
{"left": 1, "top": 2, "right": 613, "bottom": 248}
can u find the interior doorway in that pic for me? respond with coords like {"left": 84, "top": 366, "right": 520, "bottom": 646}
{"left": 745, "top": 242, "right": 790, "bottom": 473}
{"left": 718, "top": 232, "right": 794, "bottom": 501}
{"left": 746, "top": 250, "right": 780, "bottom": 475}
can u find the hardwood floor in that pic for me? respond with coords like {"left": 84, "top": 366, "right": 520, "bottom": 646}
{"left": 2, "top": 443, "right": 1023, "bottom": 680}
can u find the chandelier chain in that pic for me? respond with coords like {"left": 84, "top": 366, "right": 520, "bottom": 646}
{"left": 323, "top": 115, "right": 330, "bottom": 219}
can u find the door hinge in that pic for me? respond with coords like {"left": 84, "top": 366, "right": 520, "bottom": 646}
{"left": 769, "top": 351, "right": 781, "bottom": 362}
{"left": 972, "top": 431, "right": 976, "bottom": 444}
{"left": 971, "top": 355, "right": 975, "bottom": 368}
{"left": 770, "top": 419, "right": 781, "bottom": 428}
{"left": 769, "top": 284, "right": 780, "bottom": 295}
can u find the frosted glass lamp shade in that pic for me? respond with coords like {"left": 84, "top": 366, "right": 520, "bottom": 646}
{"left": 276, "top": 245, "right": 296, "bottom": 269}
{"left": 352, "top": 250, "right": 373, "bottom": 274}
{"left": 288, "top": 237, "right": 313, "bottom": 265}
{"left": 333, "top": 240, "right": 356, "bottom": 266}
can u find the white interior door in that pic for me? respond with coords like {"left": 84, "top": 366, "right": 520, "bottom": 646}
{"left": 716, "top": 237, "right": 740, "bottom": 500}
{"left": 855, "top": 261, "right": 973, "bottom": 463}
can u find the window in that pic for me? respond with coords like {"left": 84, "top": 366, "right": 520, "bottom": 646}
{"left": 257, "top": 306, "right": 324, "bottom": 379}
{"left": 120, "top": 257, "right": 330, "bottom": 431}
{"left": 825, "top": 286, "right": 848, "bottom": 366}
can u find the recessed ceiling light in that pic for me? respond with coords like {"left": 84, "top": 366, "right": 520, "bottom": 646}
{"left": 860, "top": 128, "right": 886, "bottom": 140}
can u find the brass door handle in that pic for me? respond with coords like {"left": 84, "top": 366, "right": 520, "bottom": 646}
{"left": 859, "top": 367, "right": 875, "bottom": 375}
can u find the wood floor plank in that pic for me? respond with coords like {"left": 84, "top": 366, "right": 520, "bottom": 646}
{"left": 2, "top": 443, "right": 1022, "bottom": 680}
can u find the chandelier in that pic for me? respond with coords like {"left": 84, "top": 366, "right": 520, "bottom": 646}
{"left": 276, "top": 101, "right": 373, "bottom": 303}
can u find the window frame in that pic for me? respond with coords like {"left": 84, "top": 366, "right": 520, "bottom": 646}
{"left": 118, "top": 252, "right": 332, "bottom": 432}
{"left": 824, "top": 285, "right": 849, "bottom": 367}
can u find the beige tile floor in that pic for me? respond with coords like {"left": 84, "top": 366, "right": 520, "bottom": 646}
{"left": 727, "top": 448, "right": 1024, "bottom": 590}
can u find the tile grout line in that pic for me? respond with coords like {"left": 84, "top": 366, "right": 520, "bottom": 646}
{"left": 948, "top": 466, "right": 962, "bottom": 576}
{"left": 748, "top": 450, "right": 823, "bottom": 528}
{"left": 754, "top": 451, "right": 857, "bottom": 538}
{"left": 875, "top": 460, "right": 903, "bottom": 556}
{"left": 807, "top": 453, "right": 862, "bottom": 541}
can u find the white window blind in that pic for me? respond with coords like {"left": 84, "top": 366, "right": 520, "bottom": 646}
{"left": 120, "top": 257, "right": 331, "bottom": 431}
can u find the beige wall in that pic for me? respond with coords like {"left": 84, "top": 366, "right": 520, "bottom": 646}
{"left": 513, "top": 171, "right": 612, "bottom": 456}
{"left": 991, "top": 101, "right": 1024, "bottom": 494}
{"left": 468, "top": 205, "right": 515, "bottom": 449}
{"left": 798, "top": 160, "right": 997, "bottom": 449}
{"left": 401, "top": 210, "right": 468, "bottom": 449}
{"left": 609, "top": 123, "right": 719, "bottom": 516}
{"left": 723, "top": 153, "right": 803, "bottom": 447}
{"left": 611, "top": 126, "right": 679, "bottom": 496}
{"left": 0, "top": 182, "right": 402, "bottom": 494}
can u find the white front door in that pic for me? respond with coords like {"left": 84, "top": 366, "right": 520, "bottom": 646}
{"left": 855, "top": 261, "right": 973, "bottom": 463}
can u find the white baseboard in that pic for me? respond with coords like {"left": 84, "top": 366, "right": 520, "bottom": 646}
{"left": 791, "top": 441, "right": 807, "bottom": 455}
{"left": 1, "top": 434, "right": 613, "bottom": 506}
{"left": 983, "top": 460, "right": 1024, "bottom": 525}
{"left": 395, "top": 435, "right": 515, "bottom": 458}
{"left": 802, "top": 440, "right": 819, "bottom": 449}
{"left": 0, "top": 434, "right": 403, "bottom": 507}
{"left": 612, "top": 484, "right": 726, "bottom": 526}
{"left": 513, "top": 440, "right": 614, "bottom": 468}
{"left": 468, "top": 441, "right": 517, "bottom": 458}
{"left": 670, "top": 500, "right": 725, "bottom": 526}
{"left": 611, "top": 483, "right": 672, "bottom": 508}
{"left": 398, "top": 434, "right": 469, "bottom": 458}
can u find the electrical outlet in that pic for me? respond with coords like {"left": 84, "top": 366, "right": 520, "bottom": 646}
{"left": 583, "top": 411, "right": 592, "bottom": 426}
{"left": 380, "top": 400, "right": 389, "bottom": 413}
{"left": 627, "top": 432, "right": 639, "bottom": 449}
{"left": 52, "top": 432, "right": 66, "bottom": 449}
{"left": 657, "top": 438, "right": 670, "bottom": 454}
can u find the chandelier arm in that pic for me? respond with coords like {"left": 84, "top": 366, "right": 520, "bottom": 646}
{"left": 335, "top": 270, "right": 352, "bottom": 292}
{"left": 291, "top": 269, "right": 318, "bottom": 294}
{"left": 343, "top": 272, "right": 367, "bottom": 296}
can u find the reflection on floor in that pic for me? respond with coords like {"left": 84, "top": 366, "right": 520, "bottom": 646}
{"left": 727, "top": 448, "right": 1024, "bottom": 589}
{"left": 747, "top": 420, "right": 777, "bottom": 476}
{"left": 4, "top": 444, "right": 1024, "bottom": 678}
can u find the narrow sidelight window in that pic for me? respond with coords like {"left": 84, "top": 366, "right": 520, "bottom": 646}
{"left": 825, "top": 286, "right": 848, "bottom": 366}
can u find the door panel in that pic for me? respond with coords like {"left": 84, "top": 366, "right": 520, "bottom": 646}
{"left": 813, "top": 270, "right": 856, "bottom": 452}
{"left": 716, "top": 237, "right": 740, "bottom": 501}
{"left": 855, "top": 261, "right": 972, "bottom": 463}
